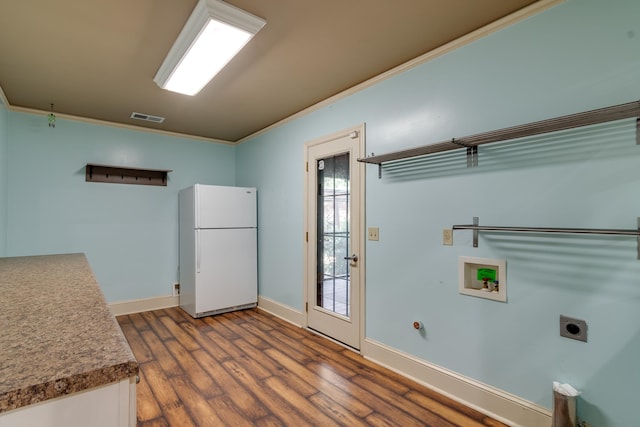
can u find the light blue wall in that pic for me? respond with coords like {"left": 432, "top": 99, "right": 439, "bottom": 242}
{"left": 0, "top": 99, "right": 7, "bottom": 256}
{"left": 6, "top": 112, "right": 235, "bottom": 301}
{"left": 236, "top": 0, "right": 640, "bottom": 425}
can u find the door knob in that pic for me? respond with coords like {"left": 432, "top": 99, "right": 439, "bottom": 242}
{"left": 344, "top": 254, "right": 358, "bottom": 262}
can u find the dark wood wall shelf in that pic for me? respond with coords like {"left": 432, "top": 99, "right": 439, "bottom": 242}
{"left": 85, "top": 164, "right": 171, "bottom": 186}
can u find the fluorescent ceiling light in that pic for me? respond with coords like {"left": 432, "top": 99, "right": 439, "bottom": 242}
{"left": 154, "top": 0, "right": 265, "bottom": 96}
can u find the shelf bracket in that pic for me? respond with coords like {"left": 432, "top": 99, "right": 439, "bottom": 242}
{"left": 378, "top": 163, "right": 383, "bottom": 179}
{"left": 637, "top": 217, "right": 640, "bottom": 260}
{"left": 467, "top": 146, "right": 478, "bottom": 168}
{"left": 636, "top": 118, "right": 640, "bottom": 145}
{"left": 473, "top": 216, "right": 479, "bottom": 247}
{"left": 450, "top": 138, "right": 478, "bottom": 168}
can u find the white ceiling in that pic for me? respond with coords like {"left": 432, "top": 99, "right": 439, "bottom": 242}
{"left": 0, "top": 0, "right": 539, "bottom": 143}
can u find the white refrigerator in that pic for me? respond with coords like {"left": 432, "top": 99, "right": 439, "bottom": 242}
{"left": 179, "top": 184, "right": 257, "bottom": 318}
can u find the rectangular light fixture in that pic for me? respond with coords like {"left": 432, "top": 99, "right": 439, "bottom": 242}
{"left": 154, "top": 0, "right": 265, "bottom": 96}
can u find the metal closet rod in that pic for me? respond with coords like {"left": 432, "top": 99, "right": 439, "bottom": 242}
{"left": 357, "top": 99, "right": 640, "bottom": 165}
{"left": 452, "top": 217, "right": 640, "bottom": 259}
{"left": 452, "top": 224, "right": 640, "bottom": 236}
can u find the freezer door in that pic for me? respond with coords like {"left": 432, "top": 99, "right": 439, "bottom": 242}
{"left": 195, "top": 228, "right": 257, "bottom": 314}
{"left": 195, "top": 184, "right": 257, "bottom": 229}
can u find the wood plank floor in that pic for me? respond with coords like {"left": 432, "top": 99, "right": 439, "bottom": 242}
{"left": 117, "top": 307, "right": 507, "bottom": 427}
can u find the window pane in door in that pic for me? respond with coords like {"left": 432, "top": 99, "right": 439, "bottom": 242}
{"left": 316, "top": 153, "right": 350, "bottom": 317}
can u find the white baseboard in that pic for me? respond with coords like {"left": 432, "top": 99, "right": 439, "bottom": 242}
{"left": 109, "top": 294, "right": 304, "bottom": 320}
{"left": 257, "top": 295, "right": 303, "bottom": 327}
{"left": 362, "top": 338, "right": 551, "bottom": 427}
{"left": 109, "top": 295, "right": 179, "bottom": 316}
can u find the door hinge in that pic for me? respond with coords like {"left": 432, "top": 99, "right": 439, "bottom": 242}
{"left": 305, "top": 231, "right": 308, "bottom": 242}
{"left": 306, "top": 162, "right": 308, "bottom": 172}
{"left": 305, "top": 302, "right": 308, "bottom": 312}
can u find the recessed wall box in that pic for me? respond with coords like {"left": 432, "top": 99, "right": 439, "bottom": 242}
{"left": 458, "top": 256, "right": 506, "bottom": 302}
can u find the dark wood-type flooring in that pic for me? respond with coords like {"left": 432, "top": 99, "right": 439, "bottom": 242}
{"left": 117, "top": 307, "right": 507, "bottom": 427}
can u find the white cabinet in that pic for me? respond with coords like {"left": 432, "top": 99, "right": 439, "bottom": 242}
{"left": 0, "top": 377, "right": 136, "bottom": 427}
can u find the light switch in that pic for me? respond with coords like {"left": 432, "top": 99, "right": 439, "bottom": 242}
{"left": 368, "top": 227, "right": 379, "bottom": 241}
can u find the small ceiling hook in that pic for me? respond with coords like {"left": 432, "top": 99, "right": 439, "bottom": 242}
{"left": 48, "top": 103, "right": 56, "bottom": 128}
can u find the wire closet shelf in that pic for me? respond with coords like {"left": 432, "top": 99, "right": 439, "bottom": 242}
{"left": 357, "top": 100, "right": 640, "bottom": 178}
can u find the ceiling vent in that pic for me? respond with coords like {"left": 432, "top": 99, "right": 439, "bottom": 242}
{"left": 130, "top": 112, "right": 165, "bottom": 123}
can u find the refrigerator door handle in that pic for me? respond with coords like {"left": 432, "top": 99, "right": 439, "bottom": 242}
{"left": 194, "top": 185, "right": 200, "bottom": 229}
{"left": 196, "top": 230, "right": 201, "bottom": 274}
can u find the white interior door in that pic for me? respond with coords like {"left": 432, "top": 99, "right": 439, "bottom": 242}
{"left": 305, "top": 125, "right": 365, "bottom": 349}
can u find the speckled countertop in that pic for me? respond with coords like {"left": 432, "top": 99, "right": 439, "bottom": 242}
{"left": 0, "top": 253, "right": 138, "bottom": 413}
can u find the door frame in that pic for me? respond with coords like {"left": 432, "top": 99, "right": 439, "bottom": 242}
{"left": 303, "top": 123, "right": 366, "bottom": 350}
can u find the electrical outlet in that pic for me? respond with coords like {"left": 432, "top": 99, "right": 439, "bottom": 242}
{"left": 560, "top": 315, "right": 587, "bottom": 342}
{"left": 368, "top": 227, "right": 379, "bottom": 241}
{"left": 443, "top": 228, "right": 453, "bottom": 245}
{"left": 173, "top": 283, "right": 180, "bottom": 296}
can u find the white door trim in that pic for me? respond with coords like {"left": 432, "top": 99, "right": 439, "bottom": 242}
{"left": 303, "top": 124, "right": 366, "bottom": 350}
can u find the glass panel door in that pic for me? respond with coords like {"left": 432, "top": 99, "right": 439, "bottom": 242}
{"left": 305, "top": 126, "right": 363, "bottom": 350}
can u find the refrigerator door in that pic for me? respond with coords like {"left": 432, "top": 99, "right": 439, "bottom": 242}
{"left": 195, "top": 184, "right": 257, "bottom": 229}
{"left": 195, "top": 228, "right": 258, "bottom": 315}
